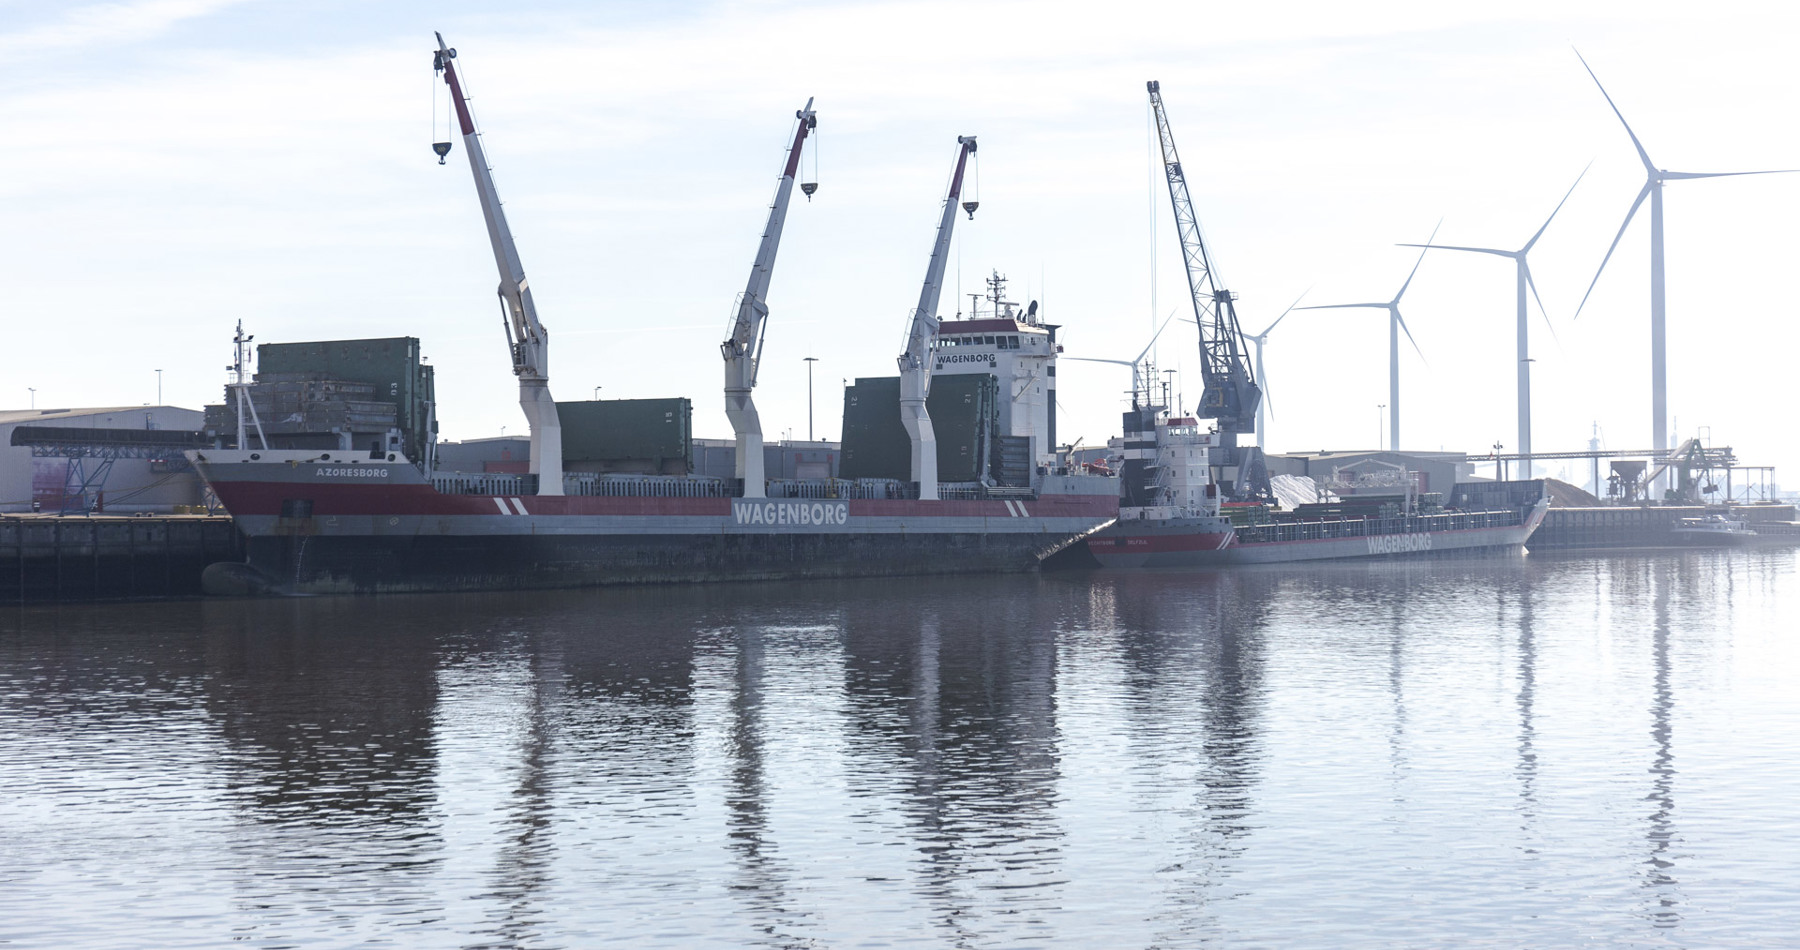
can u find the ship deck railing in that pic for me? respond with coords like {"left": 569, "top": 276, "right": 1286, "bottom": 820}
{"left": 432, "top": 473, "right": 540, "bottom": 497}
{"left": 429, "top": 472, "right": 1038, "bottom": 502}
{"left": 1236, "top": 507, "right": 1527, "bottom": 545}
{"left": 567, "top": 474, "right": 732, "bottom": 498}
{"left": 766, "top": 479, "right": 1035, "bottom": 501}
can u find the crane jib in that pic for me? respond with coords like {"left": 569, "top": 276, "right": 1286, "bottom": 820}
{"left": 1145, "top": 80, "right": 1261, "bottom": 436}
{"left": 439, "top": 60, "right": 476, "bottom": 138}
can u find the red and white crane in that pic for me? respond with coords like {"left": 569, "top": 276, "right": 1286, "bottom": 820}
{"left": 898, "top": 135, "right": 977, "bottom": 501}
{"left": 434, "top": 33, "right": 563, "bottom": 495}
{"left": 722, "top": 99, "right": 817, "bottom": 498}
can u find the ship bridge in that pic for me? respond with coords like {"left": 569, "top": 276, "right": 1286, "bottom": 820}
{"left": 929, "top": 273, "right": 1060, "bottom": 476}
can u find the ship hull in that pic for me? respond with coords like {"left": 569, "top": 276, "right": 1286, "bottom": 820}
{"left": 240, "top": 530, "right": 1068, "bottom": 594}
{"left": 1089, "top": 501, "right": 1549, "bottom": 568}
{"left": 189, "top": 452, "right": 1117, "bottom": 594}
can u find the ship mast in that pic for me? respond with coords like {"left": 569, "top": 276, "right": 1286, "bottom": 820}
{"left": 898, "top": 135, "right": 977, "bottom": 501}
{"left": 435, "top": 33, "right": 563, "bottom": 495}
{"left": 722, "top": 99, "right": 817, "bottom": 498}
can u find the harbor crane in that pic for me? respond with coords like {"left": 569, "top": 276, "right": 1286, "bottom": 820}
{"left": 1146, "top": 80, "right": 1265, "bottom": 500}
{"left": 899, "top": 135, "right": 977, "bottom": 501}
{"left": 434, "top": 33, "right": 563, "bottom": 495}
{"left": 722, "top": 99, "right": 818, "bottom": 498}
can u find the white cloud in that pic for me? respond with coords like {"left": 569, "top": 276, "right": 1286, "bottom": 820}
{"left": 0, "top": 0, "right": 252, "bottom": 58}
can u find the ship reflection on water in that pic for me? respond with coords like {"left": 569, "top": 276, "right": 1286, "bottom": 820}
{"left": 2, "top": 551, "right": 1798, "bottom": 947}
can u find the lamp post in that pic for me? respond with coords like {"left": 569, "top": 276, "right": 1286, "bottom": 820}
{"left": 593, "top": 386, "right": 601, "bottom": 400}
{"left": 1377, "top": 404, "right": 1386, "bottom": 451}
{"left": 803, "top": 357, "right": 819, "bottom": 442}
{"left": 28, "top": 387, "right": 35, "bottom": 409}
{"left": 155, "top": 369, "right": 163, "bottom": 406}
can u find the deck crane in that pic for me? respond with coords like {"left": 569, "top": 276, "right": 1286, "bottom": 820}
{"left": 899, "top": 135, "right": 977, "bottom": 502}
{"left": 434, "top": 33, "right": 563, "bottom": 495}
{"left": 722, "top": 99, "right": 818, "bottom": 498}
{"left": 1146, "top": 80, "right": 1265, "bottom": 501}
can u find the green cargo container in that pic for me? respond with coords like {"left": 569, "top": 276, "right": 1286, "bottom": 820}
{"left": 256, "top": 338, "right": 435, "bottom": 462}
{"left": 557, "top": 397, "right": 692, "bottom": 473}
{"left": 840, "top": 375, "right": 995, "bottom": 482}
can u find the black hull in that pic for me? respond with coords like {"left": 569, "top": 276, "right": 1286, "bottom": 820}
{"left": 241, "top": 531, "right": 1065, "bottom": 594}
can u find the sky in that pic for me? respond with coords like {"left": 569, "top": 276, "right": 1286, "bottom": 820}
{"left": 3, "top": 0, "right": 1798, "bottom": 491}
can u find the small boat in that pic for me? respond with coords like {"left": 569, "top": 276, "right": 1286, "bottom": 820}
{"left": 1671, "top": 515, "right": 1759, "bottom": 546}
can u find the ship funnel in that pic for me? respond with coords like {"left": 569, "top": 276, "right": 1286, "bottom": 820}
{"left": 961, "top": 200, "right": 979, "bottom": 219}
{"left": 432, "top": 141, "right": 452, "bottom": 164}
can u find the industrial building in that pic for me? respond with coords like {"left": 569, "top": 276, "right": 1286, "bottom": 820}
{"left": 0, "top": 406, "right": 206, "bottom": 513}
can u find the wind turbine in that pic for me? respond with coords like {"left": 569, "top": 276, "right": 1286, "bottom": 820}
{"left": 1066, "top": 308, "right": 1181, "bottom": 401}
{"left": 1401, "top": 168, "right": 1586, "bottom": 467}
{"left": 1298, "top": 222, "right": 1439, "bottom": 451}
{"left": 1573, "top": 49, "right": 1797, "bottom": 490}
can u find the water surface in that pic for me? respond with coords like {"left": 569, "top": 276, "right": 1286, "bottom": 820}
{"left": 3, "top": 551, "right": 1797, "bottom": 947}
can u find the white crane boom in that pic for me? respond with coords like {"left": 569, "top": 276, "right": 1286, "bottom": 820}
{"left": 435, "top": 33, "right": 563, "bottom": 495}
{"left": 898, "top": 135, "right": 976, "bottom": 502}
{"left": 723, "top": 99, "right": 817, "bottom": 498}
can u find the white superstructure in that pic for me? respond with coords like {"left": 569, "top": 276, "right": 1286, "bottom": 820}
{"left": 929, "top": 272, "right": 1059, "bottom": 472}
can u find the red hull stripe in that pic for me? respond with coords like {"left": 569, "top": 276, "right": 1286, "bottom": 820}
{"left": 1094, "top": 532, "right": 1234, "bottom": 554}
{"left": 208, "top": 480, "right": 1116, "bottom": 520}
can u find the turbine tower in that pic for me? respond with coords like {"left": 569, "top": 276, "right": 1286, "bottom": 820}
{"left": 1298, "top": 223, "right": 1438, "bottom": 451}
{"left": 1402, "top": 168, "right": 1586, "bottom": 466}
{"left": 1241, "top": 291, "right": 1307, "bottom": 450}
{"left": 1573, "top": 50, "right": 1796, "bottom": 491}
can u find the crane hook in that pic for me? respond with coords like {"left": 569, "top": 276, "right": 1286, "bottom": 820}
{"left": 433, "top": 142, "right": 453, "bottom": 164}
{"left": 961, "top": 200, "right": 979, "bottom": 219}
{"left": 801, "top": 182, "right": 818, "bottom": 200}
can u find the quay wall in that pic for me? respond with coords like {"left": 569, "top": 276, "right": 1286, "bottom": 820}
{"left": 1531, "top": 504, "right": 1797, "bottom": 550}
{"left": 0, "top": 515, "right": 243, "bottom": 603}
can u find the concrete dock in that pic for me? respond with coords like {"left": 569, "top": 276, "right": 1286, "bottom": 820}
{"left": 1531, "top": 504, "right": 1797, "bottom": 550}
{"left": 0, "top": 515, "right": 242, "bottom": 603}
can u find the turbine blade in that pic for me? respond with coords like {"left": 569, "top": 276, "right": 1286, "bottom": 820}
{"left": 1574, "top": 48, "right": 1655, "bottom": 175}
{"left": 1662, "top": 169, "right": 1800, "bottom": 180}
{"left": 1523, "top": 160, "right": 1592, "bottom": 253}
{"left": 1262, "top": 381, "right": 1275, "bottom": 420}
{"left": 1133, "top": 307, "right": 1184, "bottom": 365}
{"left": 1397, "top": 242, "right": 1512, "bottom": 257}
{"left": 1394, "top": 219, "right": 1442, "bottom": 303}
{"left": 1394, "top": 307, "right": 1426, "bottom": 365}
{"left": 1296, "top": 303, "right": 1386, "bottom": 311}
{"left": 1522, "top": 261, "right": 1560, "bottom": 346}
{"left": 1063, "top": 357, "right": 1139, "bottom": 367}
{"left": 1574, "top": 181, "right": 1651, "bottom": 320}
{"left": 1259, "top": 288, "right": 1311, "bottom": 336}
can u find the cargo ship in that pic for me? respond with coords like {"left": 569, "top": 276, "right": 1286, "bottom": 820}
{"left": 188, "top": 37, "right": 1115, "bottom": 595}
{"left": 1082, "top": 378, "right": 1547, "bottom": 568}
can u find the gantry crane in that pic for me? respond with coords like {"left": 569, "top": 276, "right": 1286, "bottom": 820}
{"left": 898, "top": 135, "right": 977, "bottom": 501}
{"left": 435, "top": 33, "right": 563, "bottom": 495}
{"left": 1146, "top": 80, "right": 1265, "bottom": 500}
{"left": 722, "top": 99, "right": 817, "bottom": 498}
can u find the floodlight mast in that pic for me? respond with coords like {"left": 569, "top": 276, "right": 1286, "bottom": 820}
{"left": 723, "top": 99, "right": 817, "bottom": 499}
{"left": 898, "top": 135, "right": 977, "bottom": 502}
{"left": 1147, "top": 81, "right": 1262, "bottom": 492}
{"left": 435, "top": 32, "right": 563, "bottom": 495}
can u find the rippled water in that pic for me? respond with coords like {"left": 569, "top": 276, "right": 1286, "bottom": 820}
{"left": 4, "top": 550, "right": 1798, "bottom": 948}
